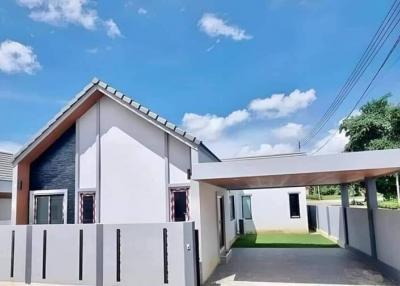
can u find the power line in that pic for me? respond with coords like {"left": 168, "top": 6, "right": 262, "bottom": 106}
{"left": 301, "top": 0, "right": 400, "bottom": 147}
{"left": 312, "top": 34, "right": 400, "bottom": 154}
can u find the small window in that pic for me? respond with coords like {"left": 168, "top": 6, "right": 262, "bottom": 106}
{"left": 34, "top": 194, "right": 64, "bottom": 224}
{"left": 80, "top": 193, "right": 96, "bottom": 224}
{"left": 289, "top": 193, "right": 300, "bottom": 218}
{"left": 242, "top": 196, "right": 252, "bottom": 219}
{"left": 229, "top": 196, "right": 235, "bottom": 220}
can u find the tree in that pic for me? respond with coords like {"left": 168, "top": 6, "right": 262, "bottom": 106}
{"left": 339, "top": 95, "right": 400, "bottom": 199}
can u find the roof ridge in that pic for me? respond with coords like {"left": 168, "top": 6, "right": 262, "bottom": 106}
{"left": 91, "top": 77, "right": 202, "bottom": 145}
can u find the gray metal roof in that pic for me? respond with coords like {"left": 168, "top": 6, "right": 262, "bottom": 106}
{"left": 0, "top": 152, "right": 12, "bottom": 181}
{"left": 14, "top": 77, "right": 220, "bottom": 163}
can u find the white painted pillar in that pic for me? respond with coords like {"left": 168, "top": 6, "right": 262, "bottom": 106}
{"left": 11, "top": 165, "right": 19, "bottom": 225}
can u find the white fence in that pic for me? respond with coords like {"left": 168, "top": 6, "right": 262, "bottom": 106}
{"left": 0, "top": 222, "right": 197, "bottom": 286}
{"left": 308, "top": 205, "right": 400, "bottom": 275}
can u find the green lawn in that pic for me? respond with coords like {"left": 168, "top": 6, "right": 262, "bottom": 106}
{"left": 233, "top": 232, "right": 339, "bottom": 248}
{"left": 378, "top": 199, "right": 400, "bottom": 209}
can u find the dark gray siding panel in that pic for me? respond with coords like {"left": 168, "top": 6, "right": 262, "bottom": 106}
{"left": 30, "top": 125, "right": 76, "bottom": 223}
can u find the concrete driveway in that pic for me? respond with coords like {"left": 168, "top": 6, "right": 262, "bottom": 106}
{"left": 204, "top": 248, "right": 395, "bottom": 286}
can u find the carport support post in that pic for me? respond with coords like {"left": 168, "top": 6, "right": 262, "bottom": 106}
{"left": 365, "top": 178, "right": 378, "bottom": 259}
{"left": 340, "top": 184, "right": 349, "bottom": 247}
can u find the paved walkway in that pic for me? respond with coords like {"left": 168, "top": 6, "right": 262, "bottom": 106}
{"left": 204, "top": 248, "right": 395, "bottom": 286}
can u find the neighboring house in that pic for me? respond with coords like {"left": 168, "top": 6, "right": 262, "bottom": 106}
{"left": 0, "top": 152, "right": 12, "bottom": 225}
{"left": 10, "top": 79, "right": 307, "bottom": 283}
{"left": 235, "top": 187, "right": 308, "bottom": 234}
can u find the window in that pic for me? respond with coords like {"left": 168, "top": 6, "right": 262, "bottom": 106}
{"left": 229, "top": 196, "right": 235, "bottom": 220}
{"left": 289, "top": 193, "right": 300, "bottom": 218}
{"left": 170, "top": 187, "right": 189, "bottom": 222}
{"left": 34, "top": 194, "right": 64, "bottom": 224}
{"left": 80, "top": 193, "right": 96, "bottom": 224}
{"left": 242, "top": 196, "right": 252, "bottom": 219}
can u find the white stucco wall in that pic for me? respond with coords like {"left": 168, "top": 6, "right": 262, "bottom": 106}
{"left": 224, "top": 191, "right": 238, "bottom": 248}
{"left": 0, "top": 180, "right": 11, "bottom": 193}
{"left": 0, "top": 198, "right": 11, "bottom": 224}
{"left": 374, "top": 209, "right": 400, "bottom": 271}
{"left": 77, "top": 103, "right": 98, "bottom": 190}
{"left": 239, "top": 187, "right": 308, "bottom": 233}
{"left": 0, "top": 180, "right": 11, "bottom": 224}
{"left": 168, "top": 136, "right": 190, "bottom": 185}
{"left": 99, "top": 97, "right": 167, "bottom": 223}
{"left": 198, "top": 181, "right": 225, "bottom": 283}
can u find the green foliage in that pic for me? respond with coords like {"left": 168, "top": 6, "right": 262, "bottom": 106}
{"left": 339, "top": 95, "right": 400, "bottom": 199}
{"left": 378, "top": 199, "right": 400, "bottom": 209}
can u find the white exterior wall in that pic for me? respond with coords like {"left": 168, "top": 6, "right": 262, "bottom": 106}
{"left": 224, "top": 191, "right": 238, "bottom": 248}
{"left": 374, "top": 209, "right": 400, "bottom": 271}
{"left": 198, "top": 182, "right": 222, "bottom": 283}
{"left": 240, "top": 187, "right": 308, "bottom": 233}
{"left": 0, "top": 198, "right": 11, "bottom": 224}
{"left": 0, "top": 180, "right": 11, "bottom": 224}
{"left": 99, "top": 97, "right": 167, "bottom": 223}
{"left": 168, "top": 136, "right": 190, "bottom": 185}
{"left": 77, "top": 104, "right": 98, "bottom": 190}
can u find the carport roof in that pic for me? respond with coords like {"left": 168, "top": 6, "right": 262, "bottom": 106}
{"left": 192, "top": 149, "right": 400, "bottom": 189}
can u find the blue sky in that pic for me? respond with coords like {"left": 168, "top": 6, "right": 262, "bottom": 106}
{"left": 1, "top": 0, "right": 400, "bottom": 158}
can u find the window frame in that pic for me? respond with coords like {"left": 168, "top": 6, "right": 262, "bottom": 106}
{"left": 30, "top": 189, "right": 68, "bottom": 224}
{"left": 79, "top": 191, "right": 96, "bottom": 224}
{"left": 241, "top": 195, "right": 252, "bottom": 220}
{"left": 289, "top": 192, "right": 301, "bottom": 219}
{"left": 169, "top": 186, "right": 190, "bottom": 222}
{"left": 229, "top": 195, "right": 235, "bottom": 221}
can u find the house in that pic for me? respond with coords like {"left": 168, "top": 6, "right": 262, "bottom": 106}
{"left": 0, "top": 152, "right": 12, "bottom": 225}
{"left": 10, "top": 78, "right": 307, "bottom": 283}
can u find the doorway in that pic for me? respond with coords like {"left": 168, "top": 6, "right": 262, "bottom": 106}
{"left": 217, "top": 196, "right": 225, "bottom": 251}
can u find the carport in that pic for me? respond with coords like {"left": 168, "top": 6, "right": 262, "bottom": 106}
{"left": 192, "top": 149, "right": 400, "bottom": 285}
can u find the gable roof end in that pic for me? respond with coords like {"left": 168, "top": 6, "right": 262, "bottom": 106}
{"left": 14, "top": 78, "right": 220, "bottom": 163}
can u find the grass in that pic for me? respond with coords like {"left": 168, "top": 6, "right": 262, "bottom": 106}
{"left": 378, "top": 199, "right": 400, "bottom": 209}
{"left": 233, "top": 232, "right": 339, "bottom": 248}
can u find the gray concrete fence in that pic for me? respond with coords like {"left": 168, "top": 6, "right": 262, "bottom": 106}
{"left": 0, "top": 222, "right": 196, "bottom": 286}
{"left": 308, "top": 205, "right": 400, "bottom": 277}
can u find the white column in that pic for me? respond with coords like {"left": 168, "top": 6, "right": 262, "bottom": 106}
{"left": 11, "top": 165, "right": 19, "bottom": 225}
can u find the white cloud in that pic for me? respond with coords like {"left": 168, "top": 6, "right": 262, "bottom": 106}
{"left": 182, "top": 109, "right": 249, "bottom": 141}
{"left": 272, "top": 122, "right": 305, "bottom": 140}
{"left": 104, "top": 19, "right": 122, "bottom": 38}
{"left": 0, "top": 40, "right": 41, "bottom": 74}
{"left": 249, "top": 89, "right": 316, "bottom": 118}
{"left": 312, "top": 128, "right": 349, "bottom": 155}
{"left": 237, "top": 143, "right": 296, "bottom": 157}
{"left": 17, "top": 0, "right": 122, "bottom": 37}
{"left": 17, "top": 0, "right": 98, "bottom": 29}
{"left": 85, "top": 47, "right": 98, "bottom": 54}
{"left": 137, "top": 8, "right": 147, "bottom": 15}
{"left": 0, "top": 141, "right": 22, "bottom": 154}
{"left": 198, "top": 13, "right": 252, "bottom": 41}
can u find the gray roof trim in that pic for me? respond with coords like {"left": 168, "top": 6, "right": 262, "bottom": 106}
{"left": 14, "top": 77, "right": 219, "bottom": 163}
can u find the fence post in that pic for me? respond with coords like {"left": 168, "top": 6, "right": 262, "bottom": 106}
{"left": 96, "top": 224, "right": 103, "bottom": 286}
{"left": 340, "top": 184, "right": 349, "bottom": 247}
{"left": 366, "top": 178, "right": 378, "bottom": 259}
